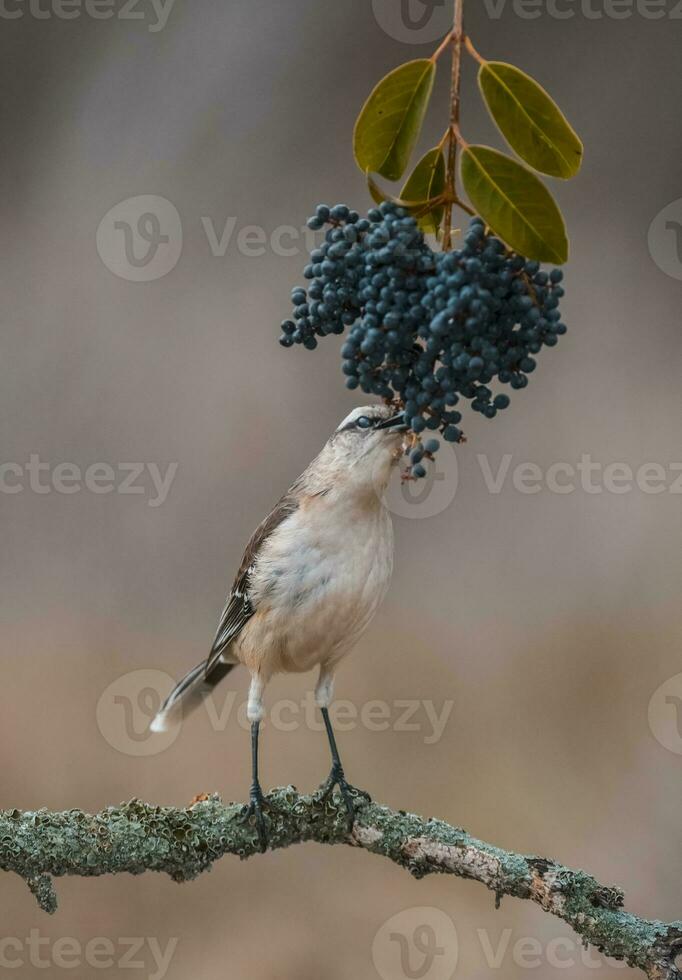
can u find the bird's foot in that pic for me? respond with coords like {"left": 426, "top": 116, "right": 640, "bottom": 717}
{"left": 316, "top": 762, "right": 371, "bottom": 830}
{"left": 241, "top": 783, "right": 277, "bottom": 853}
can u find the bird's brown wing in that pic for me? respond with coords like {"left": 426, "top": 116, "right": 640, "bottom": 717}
{"left": 204, "top": 492, "right": 299, "bottom": 677}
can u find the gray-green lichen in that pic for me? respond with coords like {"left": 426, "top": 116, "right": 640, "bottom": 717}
{"left": 0, "top": 789, "right": 679, "bottom": 979}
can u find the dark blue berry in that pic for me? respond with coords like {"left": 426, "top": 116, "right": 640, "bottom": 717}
{"left": 280, "top": 207, "right": 566, "bottom": 456}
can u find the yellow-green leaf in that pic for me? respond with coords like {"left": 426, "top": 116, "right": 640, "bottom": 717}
{"left": 460, "top": 145, "right": 568, "bottom": 263}
{"left": 479, "top": 62, "right": 583, "bottom": 179}
{"left": 400, "top": 147, "right": 445, "bottom": 233}
{"left": 354, "top": 59, "right": 436, "bottom": 181}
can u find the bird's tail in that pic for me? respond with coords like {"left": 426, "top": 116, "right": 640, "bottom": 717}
{"left": 150, "top": 658, "right": 237, "bottom": 733}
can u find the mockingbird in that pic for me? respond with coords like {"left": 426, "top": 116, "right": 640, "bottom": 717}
{"left": 151, "top": 404, "right": 408, "bottom": 848}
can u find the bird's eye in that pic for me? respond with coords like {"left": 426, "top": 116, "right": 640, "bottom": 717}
{"left": 356, "top": 416, "right": 373, "bottom": 429}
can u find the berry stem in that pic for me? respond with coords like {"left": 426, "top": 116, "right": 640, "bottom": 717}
{"left": 442, "top": 0, "right": 465, "bottom": 252}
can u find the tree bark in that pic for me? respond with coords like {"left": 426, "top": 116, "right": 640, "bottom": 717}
{"left": 1, "top": 788, "right": 680, "bottom": 979}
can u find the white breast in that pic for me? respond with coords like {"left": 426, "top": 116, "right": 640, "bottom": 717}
{"left": 238, "top": 494, "right": 394, "bottom": 676}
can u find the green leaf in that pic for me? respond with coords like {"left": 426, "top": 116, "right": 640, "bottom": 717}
{"left": 460, "top": 145, "right": 568, "bottom": 263}
{"left": 354, "top": 59, "right": 436, "bottom": 181}
{"left": 400, "top": 147, "right": 445, "bottom": 233}
{"left": 478, "top": 62, "right": 583, "bottom": 179}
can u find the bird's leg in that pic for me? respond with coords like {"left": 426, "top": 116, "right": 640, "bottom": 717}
{"left": 243, "top": 720, "right": 269, "bottom": 851}
{"left": 241, "top": 675, "right": 272, "bottom": 852}
{"left": 316, "top": 687, "right": 371, "bottom": 829}
{"left": 319, "top": 708, "right": 356, "bottom": 820}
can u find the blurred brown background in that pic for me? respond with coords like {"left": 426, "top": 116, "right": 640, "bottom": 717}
{"left": 0, "top": 1, "right": 680, "bottom": 977}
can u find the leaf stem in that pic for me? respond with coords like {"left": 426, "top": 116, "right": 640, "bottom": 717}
{"left": 442, "top": 0, "right": 465, "bottom": 251}
{"left": 464, "top": 35, "right": 486, "bottom": 66}
{"left": 451, "top": 122, "right": 469, "bottom": 149}
{"left": 452, "top": 195, "right": 475, "bottom": 216}
{"left": 436, "top": 128, "right": 451, "bottom": 152}
{"left": 430, "top": 31, "right": 454, "bottom": 63}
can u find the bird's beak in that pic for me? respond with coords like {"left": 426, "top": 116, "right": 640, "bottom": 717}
{"left": 375, "top": 412, "right": 409, "bottom": 432}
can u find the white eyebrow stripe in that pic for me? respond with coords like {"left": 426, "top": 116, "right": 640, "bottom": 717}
{"left": 336, "top": 407, "right": 387, "bottom": 432}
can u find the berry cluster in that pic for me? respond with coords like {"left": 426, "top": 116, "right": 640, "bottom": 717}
{"left": 280, "top": 203, "right": 566, "bottom": 477}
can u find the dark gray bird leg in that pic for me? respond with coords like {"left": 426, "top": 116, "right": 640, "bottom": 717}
{"left": 318, "top": 707, "right": 370, "bottom": 829}
{"left": 243, "top": 720, "right": 269, "bottom": 851}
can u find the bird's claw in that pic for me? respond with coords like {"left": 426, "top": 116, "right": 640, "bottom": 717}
{"left": 241, "top": 785, "right": 277, "bottom": 853}
{"left": 317, "top": 762, "right": 371, "bottom": 830}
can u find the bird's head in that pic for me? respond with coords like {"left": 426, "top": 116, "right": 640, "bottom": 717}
{"left": 307, "top": 405, "right": 408, "bottom": 499}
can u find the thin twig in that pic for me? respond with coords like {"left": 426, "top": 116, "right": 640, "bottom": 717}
{"left": 441, "top": 0, "right": 465, "bottom": 251}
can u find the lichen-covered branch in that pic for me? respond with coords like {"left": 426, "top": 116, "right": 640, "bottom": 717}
{"left": 1, "top": 789, "right": 679, "bottom": 979}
